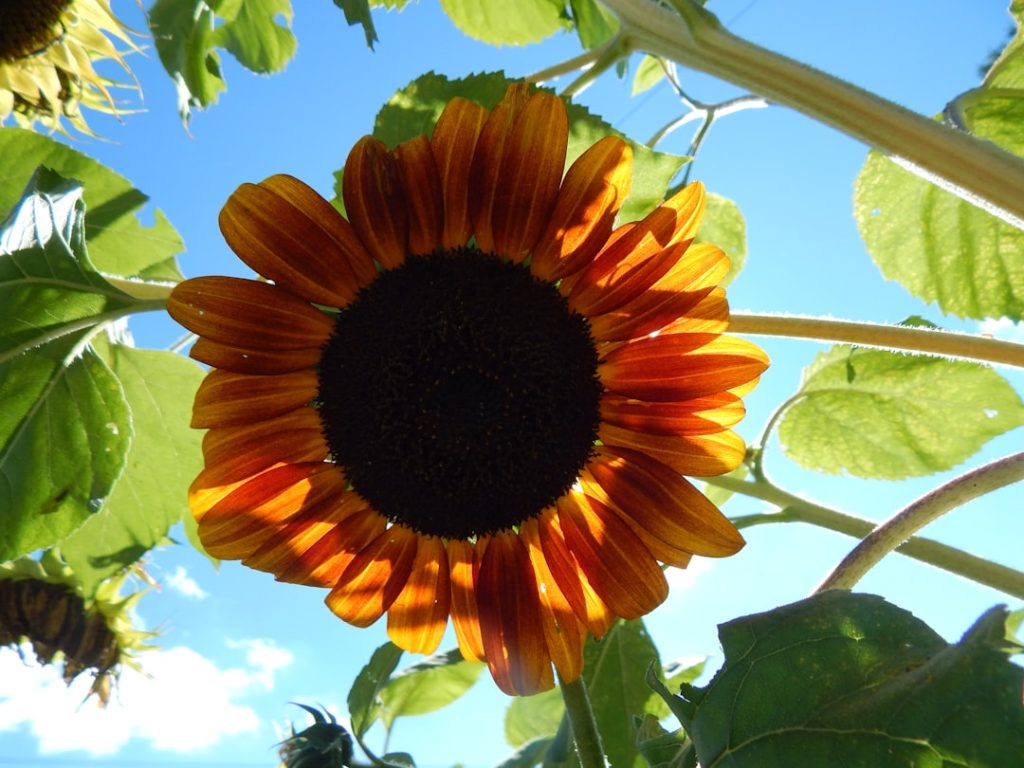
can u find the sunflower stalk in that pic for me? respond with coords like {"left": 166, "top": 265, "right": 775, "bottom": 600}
{"left": 558, "top": 674, "right": 606, "bottom": 768}
{"left": 599, "top": 0, "right": 1024, "bottom": 230}
{"left": 815, "top": 451, "right": 1024, "bottom": 592}
{"left": 714, "top": 474, "right": 1024, "bottom": 599}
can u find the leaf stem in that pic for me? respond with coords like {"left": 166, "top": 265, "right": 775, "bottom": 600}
{"left": 711, "top": 475, "right": 1024, "bottom": 599}
{"left": 816, "top": 452, "right": 1024, "bottom": 592}
{"left": 600, "top": 0, "right": 1024, "bottom": 229}
{"left": 558, "top": 674, "right": 606, "bottom": 768}
{"left": 727, "top": 312, "right": 1024, "bottom": 368}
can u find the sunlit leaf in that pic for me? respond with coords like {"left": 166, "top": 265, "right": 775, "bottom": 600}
{"left": 635, "top": 715, "right": 693, "bottom": 768}
{"left": 504, "top": 687, "right": 563, "bottom": 747}
{"left": 645, "top": 658, "right": 705, "bottom": 720}
{"left": 983, "top": 0, "right": 1024, "bottom": 88}
{"left": 347, "top": 642, "right": 403, "bottom": 738}
{"left": 495, "top": 736, "right": 554, "bottom": 768}
{"left": 778, "top": 345, "right": 1024, "bottom": 478}
{"left": 438, "top": 0, "right": 568, "bottom": 46}
{"left": 60, "top": 344, "right": 205, "bottom": 597}
{"left": 676, "top": 592, "right": 1024, "bottom": 767}
{"left": 570, "top": 0, "right": 618, "bottom": 49}
{"left": 695, "top": 192, "right": 746, "bottom": 287}
{"left": 702, "top": 464, "right": 748, "bottom": 509}
{"left": 211, "top": 0, "right": 297, "bottom": 73}
{"left": 632, "top": 55, "right": 665, "bottom": 96}
{"left": 378, "top": 648, "right": 484, "bottom": 727}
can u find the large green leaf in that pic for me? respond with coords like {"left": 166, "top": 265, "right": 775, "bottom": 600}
{"left": 60, "top": 345, "right": 205, "bottom": 597}
{"left": 0, "top": 128, "right": 183, "bottom": 282}
{"left": 570, "top": 0, "right": 618, "bottom": 49}
{"left": 504, "top": 687, "right": 564, "bottom": 747}
{"left": 438, "top": 0, "right": 568, "bottom": 46}
{"left": 347, "top": 642, "right": 404, "bottom": 738}
{"left": 778, "top": 345, "right": 1024, "bottom": 478}
{"left": 982, "top": 1, "right": 1024, "bottom": 88}
{"left": 694, "top": 192, "right": 746, "bottom": 287}
{"left": 211, "top": 0, "right": 297, "bottom": 73}
{"left": 675, "top": 592, "right": 1024, "bottom": 768}
{"left": 334, "top": 0, "right": 378, "bottom": 47}
{"left": 377, "top": 648, "right": 484, "bottom": 728}
{"left": 360, "top": 71, "right": 685, "bottom": 225}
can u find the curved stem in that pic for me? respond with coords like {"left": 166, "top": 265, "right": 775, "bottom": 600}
{"left": 600, "top": 0, "right": 1024, "bottom": 229}
{"left": 559, "top": 674, "right": 605, "bottom": 768}
{"left": 816, "top": 452, "right": 1024, "bottom": 592}
{"left": 710, "top": 475, "right": 1024, "bottom": 599}
{"left": 727, "top": 312, "right": 1024, "bottom": 368}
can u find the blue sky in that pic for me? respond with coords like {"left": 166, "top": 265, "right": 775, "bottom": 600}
{"left": 1, "top": 1, "right": 1022, "bottom": 766}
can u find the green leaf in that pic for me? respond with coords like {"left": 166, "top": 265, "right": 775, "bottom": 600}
{"left": 983, "top": 1, "right": 1024, "bottom": 88}
{"left": 676, "top": 592, "right": 1024, "bottom": 768}
{"left": 570, "top": 0, "right": 618, "bottom": 49}
{"left": 347, "top": 642, "right": 404, "bottom": 738}
{"left": 695, "top": 192, "right": 747, "bottom": 287}
{"left": 701, "top": 464, "right": 748, "bottom": 509}
{"left": 779, "top": 345, "right": 1024, "bottom": 478}
{"left": 378, "top": 648, "right": 484, "bottom": 727}
{"left": 504, "top": 687, "right": 564, "bottom": 747}
{"left": 854, "top": 96, "right": 1024, "bottom": 320}
{"left": 211, "top": 0, "right": 297, "bottom": 74}
{"left": 438, "top": 0, "right": 568, "bottom": 46}
{"left": 60, "top": 345, "right": 205, "bottom": 597}
{"left": 0, "top": 128, "right": 184, "bottom": 283}
{"left": 632, "top": 55, "right": 665, "bottom": 96}
{"left": 363, "top": 71, "right": 685, "bottom": 224}
{"left": 645, "top": 658, "right": 706, "bottom": 720}
{"left": 495, "top": 736, "right": 553, "bottom": 768}
{"left": 334, "top": 0, "right": 378, "bottom": 47}
{"left": 380, "top": 753, "right": 415, "bottom": 768}
{"left": 634, "top": 715, "right": 693, "bottom": 768}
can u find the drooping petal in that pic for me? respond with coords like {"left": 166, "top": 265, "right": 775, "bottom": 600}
{"left": 431, "top": 97, "right": 488, "bottom": 249}
{"left": 491, "top": 90, "right": 568, "bottom": 261}
{"left": 169, "top": 277, "right": 334, "bottom": 350}
{"left": 189, "top": 337, "right": 323, "bottom": 375}
{"left": 395, "top": 136, "right": 444, "bottom": 256}
{"left": 659, "top": 288, "right": 730, "bottom": 335}
{"left": 570, "top": 240, "right": 690, "bottom": 318}
{"left": 557, "top": 492, "right": 668, "bottom": 618}
{"left": 448, "top": 539, "right": 486, "bottom": 663}
{"left": 192, "top": 369, "right": 319, "bottom": 428}
{"left": 470, "top": 83, "right": 531, "bottom": 254}
{"left": 343, "top": 136, "right": 409, "bottom": 269}
{"left": 477, "top": 532, "right": 554, "bottom": 695}
{"left": 219, "top": 176, "right": 371, "bottom": 307}
{"left": 532, "top": 136, "right": 633, "bottom": 282}
{"left": 584, "top": 447, "right": 745, "bottom": 558}
{"left": 277, "top": 506, "right": 387, "bottom": 587}
{"left": 520, "top": 517, "right": 587, "bottom": 682}
{"left": 600, "top": 392, "right": 746, "bottom": 435}
{"left": 387, "top": 535, "right": 450, "bottom": 654}
{"left": 598, "top": 423, "right": 746, "bottom": 476}
{"left": 600, "top": 332, "right": 769, "bottom": 402}
{"left": 325, "top": 524, "right": 418, "bottom": 627}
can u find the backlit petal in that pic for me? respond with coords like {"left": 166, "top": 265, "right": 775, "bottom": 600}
{"left": 600, "top": 392, "right": 747, "bottom": 435}
{"left": 387, "top": 535, "right": 450, "bottom": 654}
{"left": 395, "top": 136, "right": 444, "bottom": 255}
{"left": 448, "top": 539, "right": 486, "bottom": 662}
{"left": 189, "top": 337, "right": 322, "bottom": 375}
{"left": 598, "top": 423, "right": 746, "bottom": 476}
{"left": 343, "top": 136, "right": 409, "bottom": 269}
{"left": 192, "top": 369, "right": 319, "bottom": 428}
{"left": 326, "top": 525, "right": 418, "bottom": 627}
{"left": 431, "top": 97, "right": 488, "bottom": 249}
{"left": 278, "top": 506, "right": 387, "bottom": 587}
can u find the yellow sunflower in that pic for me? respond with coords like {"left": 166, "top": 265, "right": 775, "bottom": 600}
{"left": 0, "top": 0, "right": 137, "bottom": 134}
{"left": 167, "top": 84, "right": 769, "bottom": 696}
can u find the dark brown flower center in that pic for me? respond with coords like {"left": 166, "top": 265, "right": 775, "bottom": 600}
{"left": 317, "top": 248, "right": 602, "bottom": 539}
{"left": 0, "top": 0, "right": 72, "bottom": 62}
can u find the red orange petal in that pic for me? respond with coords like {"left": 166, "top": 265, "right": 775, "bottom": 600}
{"left": 448, "top": 539, "right": 486, "bottom": 663}
{"left": 387, "top": 535, "right": 450, "bottom": 654}
{"left": 325, "top": 524, "right": 418, "bottom": 627}
{"left": 431, "top": 97, "right": 488, "bottom": 249}
{"left": 343, "top": 136, "right": 409, "bottom": 269}
{"left": 192, "top": 369, "right": 319, "bottom": 428}
{"left": 395, "top": 136, "right": 444, "bottom": 255}
{"left": 277, "top": 506, "right": 387, "bottom": 587}
{"left": 600, "top": 392, "right": 747, "bottom": 435}
{"left": 598, "top": 423, "right": 746, "bottom": 476}
{"left": 189, "top": 337, "right": 322, "bottom": 375}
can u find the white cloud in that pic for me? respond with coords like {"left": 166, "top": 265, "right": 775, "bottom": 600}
{"left": 0, "top": 638, "right": 293, "bottom": 756}
{"left": 164, "top": 565, "right": 208, "bottom": 600}
{"left": 979, "top": 317, "right": 1024, "bottom": 342}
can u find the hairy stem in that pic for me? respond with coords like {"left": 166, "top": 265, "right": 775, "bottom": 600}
{"left": 727, "top": 312, "right": 1024, "bottom": 368}
{"left": 816, "top": 452, "right": 1024, "bottom": 592}
{"left": 600, "top": 0, "right": 1024, "bottom": 229}
{"left": 711, "top": 475, "right": 1024, "bottom": 599}
{"left": 559, "top": 675, "right": 605, "bottom": 768}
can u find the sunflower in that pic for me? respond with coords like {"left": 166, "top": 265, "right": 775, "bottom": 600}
{"left": 167, "top": 84, "right": 768, "bottom": 696}
{"left": 0, "top": 0, "right": 137, "bottom": 134}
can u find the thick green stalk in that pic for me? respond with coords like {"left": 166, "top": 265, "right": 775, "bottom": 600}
{"left": 600, "top": 0, "right": 1024, "bottom": 229}
{"left": 559, "top": 675, "right": 605, "bottom": 768}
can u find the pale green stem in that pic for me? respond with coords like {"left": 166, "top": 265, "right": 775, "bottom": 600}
{"left": 727, "top": 312, "right": 1024, "bottom": 368}
{"left": 711, "top": 475, "right": 1024, "bottom": 599}
{"left": 816, "top": 452, "right": 1024, "bottom": 592}
{"left": 559, "top": 675, "right": 606, "bottom": 768}
{"left": 599, "top": 0, "right": 1024, "bottom": 229}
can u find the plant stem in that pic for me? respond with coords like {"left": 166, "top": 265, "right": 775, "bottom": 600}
{"left": 600, "top": 0, "right": 1024, "bottom": 229}
{"left": 559, "top": 675, "right": 605, "bottom": 768}
{"left": 816, "top": 452, "right": 1024, "bottom": 592}
{"left": 710, "top": 475, "right": 1024, "bottom": 599}
{"left": 727, "top": 312, "right": 1024, "bottom": 368}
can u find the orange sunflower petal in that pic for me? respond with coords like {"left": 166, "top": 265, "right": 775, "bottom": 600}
{"left": 192, "top": 369, "right": 319, "bottom": 428}
{"left": 189, "top": 337, "right": 323, "bottom": 375}
{"left": 470, "top": 83, "right": 531, "bottom": 254}
{"left": 431, "top": 97, "right": 488, "bottom": 249}
{"left": 557, "top": 492, "right": 668, "bottom": 619}
{"left": 585, "top": 447, "right": 745, "bottom": 557}
{"left": 395, "top": 136, "right": 444, "bottom": 256}
{"left": 477, "top": 532, "right": 554, "bottom": 695}
{"left": 325, "top": 524, "right": 418, "bottom": 628}
{"left": 342, "top": 136, "right": 409, "bottom": 269}
{"left": 598, "top": 423, "right": 746, "bottom": 477}
{"left": 532, "top": 136, "right": 633, "bottom": 282}
{"left": 448, "top": 539, "right": 486, "bottom": 663}
{"left": 491, "top": 90, "right": 568, "bottom": 261}
{"left": 219, "top": 176, "right": 370, "bottom": 307}
{"left": 600, "top": 332, "right": 769, "bottom": 402}
{"left": 277, "top": 506, "right": 387, "bottom": 587}
{"left": 659, "top": 288, "right": 730, "bottom": 335}
{"left": 387, "top": 535, "right": 450, "bottom": 655}
{"left": 169, "top": 277, "right": 333, "bottom": 350}
{"left": 600, "top": 392, "right": 747, "bottom": 435}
